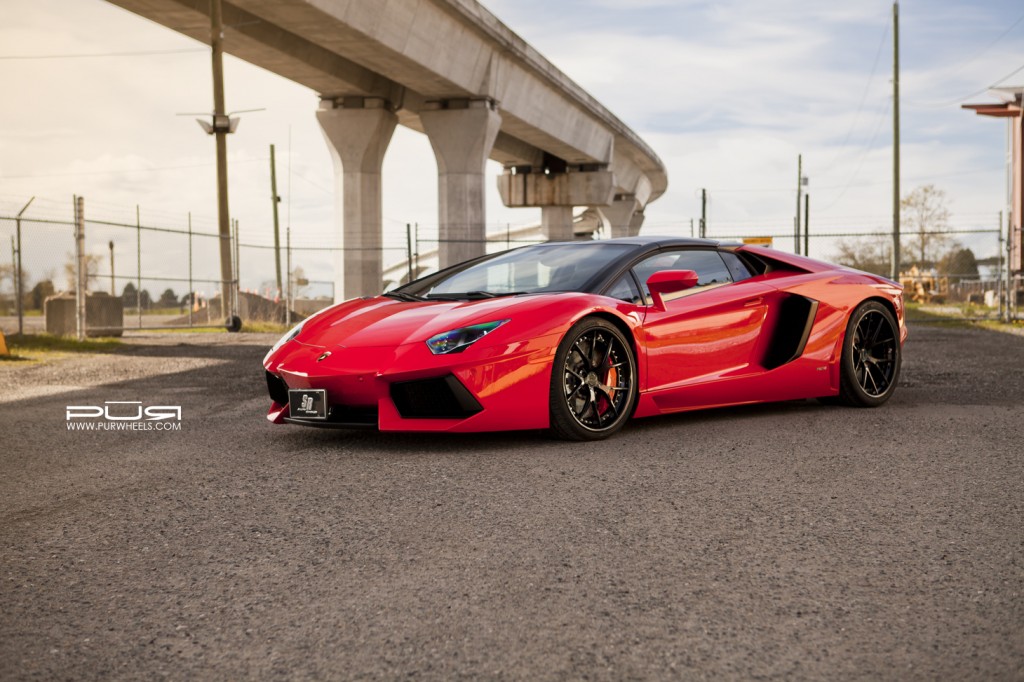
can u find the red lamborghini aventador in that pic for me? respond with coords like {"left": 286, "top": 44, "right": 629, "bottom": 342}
{"left": 263, "top": 237, "right": 906, "bottom": 440}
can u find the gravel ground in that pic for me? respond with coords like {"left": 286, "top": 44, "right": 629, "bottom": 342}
{"left": 0, "top": 325, "right": 1021, "bottom": 680}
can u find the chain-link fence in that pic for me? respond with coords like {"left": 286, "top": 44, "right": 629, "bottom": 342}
{"left": 688, "top": 222, "right": 1018, "bottom": 322}
{"left": 1, "top": 197, "right": 1019, "bottom": 337}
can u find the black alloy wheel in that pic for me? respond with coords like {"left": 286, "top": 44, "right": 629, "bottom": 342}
{"left": 549, "top": 318, "right": 637, "bottom": 441}
{"left": 838, "top": 300, "right": 901, "bottom": 407}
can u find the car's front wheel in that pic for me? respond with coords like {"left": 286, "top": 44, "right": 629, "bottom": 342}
{"left": 837, "top": 300, "right": 901, "bottom": 407}
{"left": 549, "top": 318, "right": 637, "bottom": 441}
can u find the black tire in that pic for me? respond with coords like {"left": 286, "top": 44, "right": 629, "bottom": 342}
{"left": 549, "top": 318, "right": 637, "bottom": 441}
{"left": 837, "top": 300, "right": 901, "bottom": 407}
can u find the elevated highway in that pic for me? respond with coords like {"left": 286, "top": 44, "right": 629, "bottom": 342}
{"left": 106, "top": 0, "right": 668, "bottom": 299}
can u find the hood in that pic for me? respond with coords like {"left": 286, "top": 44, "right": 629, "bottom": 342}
{"left": 295, "top": 294, "right": 555, "bottom": 349}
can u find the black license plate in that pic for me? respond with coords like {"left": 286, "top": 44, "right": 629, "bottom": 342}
{"left": 288, "top": 389, "right": 328, "bottom": 420}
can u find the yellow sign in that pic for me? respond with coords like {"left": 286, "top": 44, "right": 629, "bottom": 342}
{"left": 0, "top": 330, "right": 8, "bottom": 356}
{"left": 742, "top": 237, "right": 774, "bottom": 246}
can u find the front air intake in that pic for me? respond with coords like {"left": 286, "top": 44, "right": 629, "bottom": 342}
{"left": 390, "top": 375, "right": 483, "bottom": 419}
{"left": 266, "top": 371, "right": 289, "bottom": 405}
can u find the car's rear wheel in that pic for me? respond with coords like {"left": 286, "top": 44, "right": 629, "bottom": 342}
{"left": 837, "top": 300, "right": 900, "bottom": 407}
{"left": 549, "top": 318, "right": 637, "bottom": 441}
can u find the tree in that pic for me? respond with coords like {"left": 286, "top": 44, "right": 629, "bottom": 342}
{"left": 122, "top": 282, "right": 138, "bottom": 307}
{"left": 29, "top": 279, "right": 55, "bottom": 310}
{"left": 937, "top": 247, "right": 979, "bottom": 281}
{"left": 63, "top": 253, "right": 102, "bottom": 291}
{"left": 833, "top": 236, "right": 895, "bottom": 277}
{"left": 158, "top": 288, "right": 178, "bottom": 308}
{"left": 901, "top": 185, "right": 954, "bottom": 266}
{"left": 290, "top": 266, "right": 310, "bottom": 298}
{"left": 121, "top": 283, "right": 151, "bottom": 309}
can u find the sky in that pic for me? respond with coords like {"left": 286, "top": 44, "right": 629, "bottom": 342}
{"left": 1, "top": 0, "right": 1022, "bottom": 297}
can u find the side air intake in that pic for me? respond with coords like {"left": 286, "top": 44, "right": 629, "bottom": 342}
{"left": 762, "top": 295, "right": 819, "bottom": 370}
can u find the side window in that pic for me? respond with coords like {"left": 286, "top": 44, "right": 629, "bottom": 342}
{"left": 605, "top": 273, "right": 643, "bottom": 304}
{"left": 720, "top": 251, "right": 754, "bottom": 282}
{"left": 672, "top": 250, "right": 732, "bottom": 286}
{"left": 632, "top": 249, "right": 734, "bottom": 304}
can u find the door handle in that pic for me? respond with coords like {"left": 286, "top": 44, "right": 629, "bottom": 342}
{"left": 743, "top": 297, "right": 764, "bottom": 307}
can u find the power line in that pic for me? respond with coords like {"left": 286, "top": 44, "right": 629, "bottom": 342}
{"left": 826, "top": 21, "right": 890, "bottom": 168}
{"left": 0, "top": 158, "right": 267, "bottom": 180}
{"left": 943, "top": 8, "right": 1024, "bottom": 77}
{"left": 0, "top": 48, "right": 206, "bottom": 61}
{"left": 907, "top": 59, "right": 1024, "bottom": 109}
{"left": 703, "top": 163, "right": 1000, "bottom": 194}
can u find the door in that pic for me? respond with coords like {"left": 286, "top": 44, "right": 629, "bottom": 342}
{"left": 636, "top": 248, "right": 773, "bottom": 396}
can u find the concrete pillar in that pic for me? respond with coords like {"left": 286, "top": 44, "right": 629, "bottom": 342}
{"left": 317, "top": 97, "right": 397, "bottom": 301}
{"left": 598, "top": 195, "right": 640, "bottom": 238}
{"left": 420, "top": 100, "right": 502, "bottom": 268}
{"left": 629, "top": 209, "right": 646, "bottom": 235}
{"left": 542, "top": 206, "right": 574, "bottom": 241}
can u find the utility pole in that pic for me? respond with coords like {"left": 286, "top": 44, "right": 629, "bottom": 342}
{"left": 891, "top": 1, "right": 901, "bottom": 281}
{"left": 14, "top": 196, "right": 33, "bottom": 336}
{"left": 795, "top": 154, "right": 803, "bottom": 254}
{"left": 803, "top": 194, "right": 810, "bottom": 258}
{"left": 285, "top": 227, "right": 292, "bottom": 327}
{"left": 406, "top": 223, "right": 414, "bottom": 284}
{"left": 270, "top": 143, "right": 282, "bottom": 296}
{"left": 108, "top": 241, "right": 115, "bottom": 295}
{"left": 700, "top": 189, "right": 707, "bottom": 238}
{"left": 210, "top": 0, "right": 234, "bottom": 320}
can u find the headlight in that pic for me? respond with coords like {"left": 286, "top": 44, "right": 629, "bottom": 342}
{"left": 264, "top": 320, "right": 305, "bottom": 363}
{"left": 426, "top": 319, "right": 509, "bottom": 355}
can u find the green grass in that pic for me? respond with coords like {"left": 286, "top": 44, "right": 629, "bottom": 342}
{"left": 241, "top": 321, "right": 289, "bottom": 334}
{"left": 1, "top": 333, "right": 122, "bottom": 362}
{"left": 977, "top": 319, "right": 1024, "bottom": 334}
{"left": 904, "top": 302, "right": 1024, "bottom": 335}
{"left": 903, "top": 302, "right": 971, "bottom": 326}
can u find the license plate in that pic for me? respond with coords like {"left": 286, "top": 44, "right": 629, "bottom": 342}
{"left": 288, "top": 389, "right": 328, "bottom": 420}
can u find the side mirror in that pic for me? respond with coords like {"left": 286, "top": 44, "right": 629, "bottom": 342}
{"left": 646, "top": 269, "right": 699, "bottom": 309}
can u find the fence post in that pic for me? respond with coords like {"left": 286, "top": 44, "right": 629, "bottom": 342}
{"left": 188, "top": 212, "right": 194, "bottom": 328}
{"left": 108, "top": 240, "right": 115, "bottom": 295}
{"left": 803, "top": 194, "right": 810, "bottom": 257}
{"left": 14, "top": 197, "right": 33, "bottom": 336}
{"left": 9, "top": 236, "right": 15, "bottom": 323}
{"left": 75, "top": 196, "right": 86, "bottom": 341}
{"left": 232, "top": 218, "right": 240, "bottom": 318}
{"left": 997, "top": 211, "right": 1004, "bottom": 322}
{"left": 136, "top": 205, "right": 142, "bottom": 329}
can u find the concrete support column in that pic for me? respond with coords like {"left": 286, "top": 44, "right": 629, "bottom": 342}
{"left": 542, "top": 206, "right": 574, "bottom": 241}
{"left": 317, "top": 97, "right": 397, "bottom": 301}
{"left": 421, "top": 99, "right": 502, "bottom": 268}
{"left": 598, "top": 194, "right": 640, "bottom": 238}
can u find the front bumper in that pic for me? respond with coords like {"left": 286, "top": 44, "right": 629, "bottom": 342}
{"left": 263, "top": 333, "right": 558, "bottom": 433}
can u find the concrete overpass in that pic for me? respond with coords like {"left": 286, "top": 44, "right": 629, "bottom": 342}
{"left": 106, "top": 0, "right": 668, "bottom": 300}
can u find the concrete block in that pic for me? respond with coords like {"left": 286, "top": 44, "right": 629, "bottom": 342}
{"left": 44, "top": 292, "right": 124, "bottom": 338}
{"left": 497, "top": 170, "right": 615, "bottom": 207}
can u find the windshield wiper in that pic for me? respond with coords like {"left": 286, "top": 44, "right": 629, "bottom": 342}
{"left": 425, "top": 291, "right": 528, "bottom": 300}
{"left": 383, "top": 290, "right": 425, "bottom": 302}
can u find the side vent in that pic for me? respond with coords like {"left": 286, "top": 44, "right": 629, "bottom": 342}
{"left": 762, "top": 295, "right": 819, "bottom": 370}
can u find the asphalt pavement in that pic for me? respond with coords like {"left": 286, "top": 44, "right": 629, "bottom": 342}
{"left": 0, "top": 323, "right": 1021, "bottom": 680}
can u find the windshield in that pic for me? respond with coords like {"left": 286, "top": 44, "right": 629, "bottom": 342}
{"left": 408, "top": 243, "right": 634, "bottom": 298}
